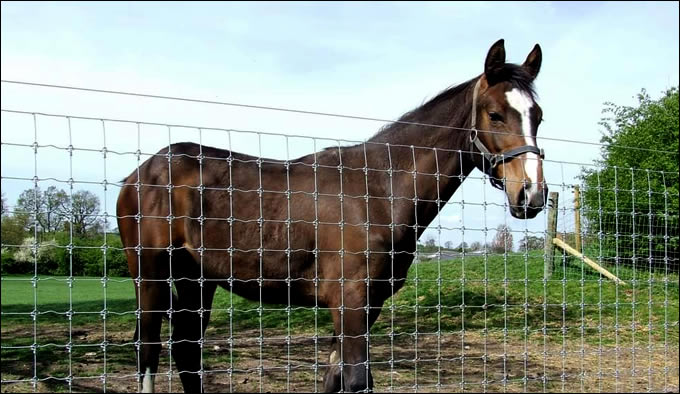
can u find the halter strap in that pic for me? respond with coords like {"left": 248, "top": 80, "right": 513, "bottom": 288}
{"left": 470, "top": 78, "right": 481, "bottom": 130}
{"left": 469, "top": 77, "right": 545, "bottom": 189}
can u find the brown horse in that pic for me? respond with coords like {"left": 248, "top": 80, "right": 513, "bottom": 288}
{"left": 116, "top": 39, "right": 547, "bottom": 393}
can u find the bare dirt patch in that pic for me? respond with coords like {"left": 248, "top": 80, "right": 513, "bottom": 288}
{"left": 2, "top": 323, "right": 678, "bottom": 393}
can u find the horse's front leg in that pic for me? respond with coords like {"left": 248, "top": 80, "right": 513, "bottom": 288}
{"left": 323, "top": 282, "right": 381, "bottom": 393}
{"left": 323, "top": 337, "right": 342, "bottom": 392}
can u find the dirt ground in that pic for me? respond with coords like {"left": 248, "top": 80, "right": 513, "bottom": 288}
{"left": 1, "top": 325, "right": 678, "bottom": 393}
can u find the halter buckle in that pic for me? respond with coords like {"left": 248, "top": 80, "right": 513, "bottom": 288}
{"left": 488, "top": 154, "right": 501, "bottom": 168}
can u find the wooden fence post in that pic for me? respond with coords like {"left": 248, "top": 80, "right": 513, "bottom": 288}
{"left": 544, "top": 191, "right": 559, "bottom": 279}
{"left": 574, "top": 185, "right": 582, "bottom": 254}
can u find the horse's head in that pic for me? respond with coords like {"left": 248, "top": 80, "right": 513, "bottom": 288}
{"left": 470, "top": 39, "right": 547, "bottom": 219}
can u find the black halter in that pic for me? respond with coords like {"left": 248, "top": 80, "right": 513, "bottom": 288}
{"left": 469, "top": 79, "right": 545, "bottom": 190}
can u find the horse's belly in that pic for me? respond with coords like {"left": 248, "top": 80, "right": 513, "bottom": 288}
{"left": 220, "top": 279, "right": 320, "bottom": 306}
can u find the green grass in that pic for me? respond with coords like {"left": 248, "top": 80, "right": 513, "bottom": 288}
{"left": 1, "top": 275, "right": 135, "bottom": 308}
{"left": 374, "top": 251, "right": 679, "bottom": 343}
{"left": 2, "top": 252, "right": 678, "bottom": 343}
{"left": 1, "top": 275, "right": 137, "bottom": 328}
{"left": 1, "top": 253, "right": 678, "bottom": 392}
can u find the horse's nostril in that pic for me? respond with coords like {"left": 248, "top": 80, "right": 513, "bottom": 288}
{"left": 517, "top": 188, "right": 527, "bottom": 207}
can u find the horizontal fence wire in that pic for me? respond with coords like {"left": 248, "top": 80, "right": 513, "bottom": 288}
{"left": 1, "top": 81, "right": 679, "bottom": 156}
{"left": 1, "top": 82, "right": 678, "bottom": 393}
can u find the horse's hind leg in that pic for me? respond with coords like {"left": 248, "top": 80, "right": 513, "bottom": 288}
{"left": 135, "top": 275, "right": 170, "bottom": 393}
{"left": 124, "top": 246, "right": 173, "bottom": 394}
{"left": 171, "top": 276, "right": 217, "bottom": 393}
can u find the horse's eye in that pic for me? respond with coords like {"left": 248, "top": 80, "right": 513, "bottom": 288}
{"left": 489, "top": 112, "right": 504, "bottom": 123}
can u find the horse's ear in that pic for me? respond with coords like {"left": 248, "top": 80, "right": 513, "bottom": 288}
{"left": 522, "top": 44, "right": 542, "bottom": 80}
{"left": 484, "top": 39, "right": 506, "bottom": 83}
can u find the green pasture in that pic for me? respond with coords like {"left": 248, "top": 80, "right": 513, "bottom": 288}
{"left": 1, "top": 252, "right": 678, "bottom": 392}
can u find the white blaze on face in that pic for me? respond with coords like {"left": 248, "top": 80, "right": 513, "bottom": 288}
{"left": 505, "top": 88, "right": 540, "bottom": 200}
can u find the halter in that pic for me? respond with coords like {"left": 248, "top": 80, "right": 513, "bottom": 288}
{"left": 469, "top": 78, "right": 545, "bottom": 190}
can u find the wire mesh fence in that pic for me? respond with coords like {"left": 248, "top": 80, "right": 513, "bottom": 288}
{"left": 1, "top": 83, "right": 678, "bottom": 393}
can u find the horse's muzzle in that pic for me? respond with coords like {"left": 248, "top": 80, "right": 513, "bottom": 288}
{"left": 510, "top": 183, "right": 548, "bottom": 219}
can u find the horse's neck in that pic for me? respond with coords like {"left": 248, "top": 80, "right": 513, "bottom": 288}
{"left": 366, "top": 84, "right": 477, "bottom": 236}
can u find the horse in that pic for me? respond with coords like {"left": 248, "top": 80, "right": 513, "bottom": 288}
{"left": 116, "top": 38, "right": 547, "bottom": 393}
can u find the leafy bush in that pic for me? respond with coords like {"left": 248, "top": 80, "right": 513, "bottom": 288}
{"left": 0, "top": 232, "right": 129, "bottom": 277}
{"left": 1, "top": 249, "right": 30, "bottom": 274}
{"left": 580, "top": 87, "right": 679, "bottom": 271}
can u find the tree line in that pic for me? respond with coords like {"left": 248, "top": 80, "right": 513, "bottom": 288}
{"left": 1, "top": 187, "right": 128, "bottom": 276}
{"left": 579, "top": 87, "right": 678, "bottom": 271}
{"left": 420, "top": 224, "right": 544, "bottom": 254}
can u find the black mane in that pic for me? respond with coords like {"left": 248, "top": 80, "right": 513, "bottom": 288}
{"left": 369, "top": 63, "right": 536, "bottom": 144}
{"left": 421, "top": 63, "right": 536, "bottom": 114}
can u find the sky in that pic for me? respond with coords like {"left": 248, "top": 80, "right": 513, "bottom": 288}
{"left": 1, "top": 1, "right": 678, "bottom": 249}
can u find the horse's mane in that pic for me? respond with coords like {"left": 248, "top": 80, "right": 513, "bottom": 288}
{"left": 370, "top": 63, "right": 536, "bottom": 143}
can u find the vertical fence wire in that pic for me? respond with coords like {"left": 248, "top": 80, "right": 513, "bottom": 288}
{"left": 501, "top": 161, "right": 509, "bottom": 393}
{"left": 645, "top": 169, "right": 653, "bottom": 393}
{"left": 312, "top": 137, "right": 320, "bottom": 394}
{"left": 482, "top": 154, "right": 491, "bottom": 394}
{"left": 593, "top": 165, "right": 603, "bottom": 392}
{"left": 630, "top": 167, "right": 637, "bottom": 393}
{"left": 256, "top": 132, "right": 264, "bottom": 393}
{"left": 559, "top": 162, "right": 567, "bottom": 392}
{"left": 100, "top": 120, "right": 109, "bottom": 392}
{"left": 578, "top": 184, "right": 586, "bottom": 393}
{"left": 134, "top": 122, "right": 143, "bottom": 392}
{"left": 363, "top": 141, "right": 372, "bottom": 394}
{"left": 198, "top": 127, "right": 206, "bottom": 391}
{"left": 66, "top": 117, "right": 74, "bottom": 393}
{"left": 336, "top": 139, "right": 347, "bottom": 393}
{"left": 613, "top": 165, "right": 621, "bottom": 391}
{"left": 661, "top": 171, "right": 670, "bottom": 393}
{"left": 411, "top": 146, "right": 420, "bottom": 392}
{"left": 31, "top": 113, "right": 39, "bottom": 393}
{"left": 433, "top": 147, "right": 442, "bottom": 393}
{"left": 284, "top": 135, "right": 292, "bottom": 392}
{"left": 386, "top": 142, "right": 396, "bottom": 393}
{"left": 227, "top": 128, "right": 235, "bottom": 393}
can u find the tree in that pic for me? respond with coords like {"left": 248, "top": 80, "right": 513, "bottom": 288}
{"left": 425, "top": 235, "right": 436, "bottom": 248}
{"left": 16, "top": 188, "right": 42, "bottom": 231}
{"left": 456, "top": 241, "right": 469, "bottom": 252}
{"left": 580, "top": 87, "right": 678, "bottom": 270}
{"left": 1, "top": 214, "right": 30, "bottom": 247}
{"left": 42, "top": 186, "right": 69, "bottom": 232}
{"left": 69, "top": 190, "right": 103, "bottom": 236}
{"left": 490, "top": 224, "right": 513, "bottom": 253}
{"left": 518, "top": 235, "right": 544, "bottom": 251}
{"left": 444, "top": 241, "right": 453, "bottom": 249}
{"left": 15, "top": 186, "right": 69, "bottom": 233}
{"left": 2, "top": 191, "right": 29, "bottom": 249}
{"left": 469, "top": 241, "right": 482, "bottom": 251}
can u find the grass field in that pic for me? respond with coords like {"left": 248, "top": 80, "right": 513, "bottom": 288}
{"left": 2, "top": 252, "right": 678, "bottom": 392}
